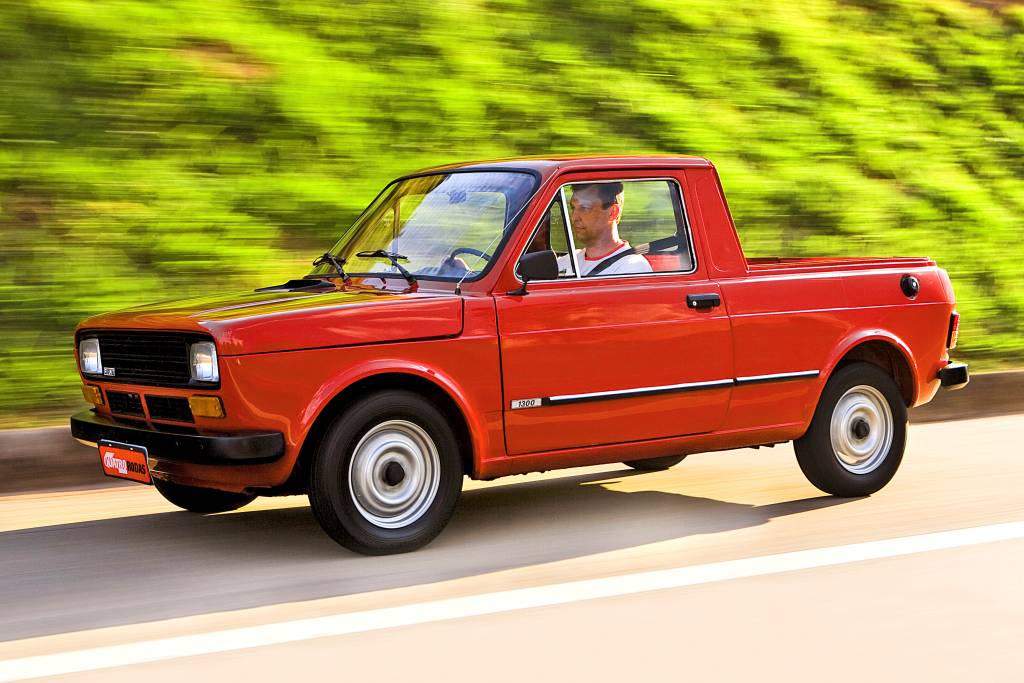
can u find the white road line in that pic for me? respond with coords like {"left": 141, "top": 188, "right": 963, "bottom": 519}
{"left": 3, "top": 520, "right": 1024, "bottom": 681}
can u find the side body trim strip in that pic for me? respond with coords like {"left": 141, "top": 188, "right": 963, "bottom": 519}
{"left": 509, "top": 371, "right": 820, "bottom": 410}
{"left": 734, "top": 370, "right": 821, "bottom": 385}
{"left": 547, "top": 379, "right": 734, "bottom": 406}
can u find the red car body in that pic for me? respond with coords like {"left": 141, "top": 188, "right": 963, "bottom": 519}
{"left": 71, "top": 155, "right": 966, "bottom": 497}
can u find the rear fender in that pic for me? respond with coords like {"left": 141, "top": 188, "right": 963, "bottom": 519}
{"left": 817, "top": 331, "right": 921, "bottom": 409}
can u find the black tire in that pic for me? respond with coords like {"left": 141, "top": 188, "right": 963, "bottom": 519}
{"left": 623, "top": 455, "right": 687, "bottom": 471}
{"left": 794, "top": 362, "right": 907, "bottom": 497}
{"left": 308, "top": 390, "right": 464, "bottom": 555}
{"left": 153, "top": 478, "right": 256, "bottom": 513}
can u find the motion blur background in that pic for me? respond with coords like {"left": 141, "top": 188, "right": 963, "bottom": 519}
{"left": 1, "top": 0, "right": 1021, "bottom": 427}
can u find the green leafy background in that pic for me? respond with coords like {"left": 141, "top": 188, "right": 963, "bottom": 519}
{"left": 1, "top": 0, "right": 1022, "bottom": 427}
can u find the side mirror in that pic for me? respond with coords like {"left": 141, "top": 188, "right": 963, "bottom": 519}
{"left": 509, "top": 250, "right": 559, "bottom": 295}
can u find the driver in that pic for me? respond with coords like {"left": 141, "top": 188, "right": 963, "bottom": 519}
{"left": 557, "top": 182, "right": 652, "bottom": 277}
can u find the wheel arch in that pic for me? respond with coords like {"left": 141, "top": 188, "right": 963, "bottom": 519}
{"left": 820, "top": 333, "right": 919, "bottom": 408}
{"left": 293, "top": 369, "right": 479, "bottom": 490}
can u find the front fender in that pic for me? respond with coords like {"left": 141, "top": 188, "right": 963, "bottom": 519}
{"left": 299, "top": 358, "right": 494, "bottom": 476}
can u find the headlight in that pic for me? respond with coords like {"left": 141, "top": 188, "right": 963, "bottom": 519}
{"left": 189, "top": 341, "right": 219, "bottom": 383}
{"left": 79, "top": 338, "right": 102, "bottom": 375}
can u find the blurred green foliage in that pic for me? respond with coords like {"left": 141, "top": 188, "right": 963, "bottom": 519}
{"left": 1, "top": 0, "right": 1022, "bottom": 426}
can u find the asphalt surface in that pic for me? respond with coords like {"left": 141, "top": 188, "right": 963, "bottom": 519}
{"left": 1, "top": 414, "right": 1022, "bottom": 680}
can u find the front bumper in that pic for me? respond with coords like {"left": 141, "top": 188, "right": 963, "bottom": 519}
{"left": 938, "top": 362, "right": 969, "bottom": 391}
{"left": 70, "top": 410, "right": 285, "bottom": 465}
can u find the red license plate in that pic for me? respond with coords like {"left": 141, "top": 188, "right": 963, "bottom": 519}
{"left": 98, "top": 440, "right": 152, "bottom": 485}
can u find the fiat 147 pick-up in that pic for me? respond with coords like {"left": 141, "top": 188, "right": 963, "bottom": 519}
{"left": 71, "top": 155, "right": 968, "bottom": 554}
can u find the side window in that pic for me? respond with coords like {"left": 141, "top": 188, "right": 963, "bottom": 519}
{"left": 564, "top": 179, "right": 694, "bottom": 276}
{"left": 523, "top": 196, "right": 577, "bottom": 278}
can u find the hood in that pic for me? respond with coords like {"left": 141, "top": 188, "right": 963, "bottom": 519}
{"left": 78, "top": 286, "right": 465, "bottom": 356}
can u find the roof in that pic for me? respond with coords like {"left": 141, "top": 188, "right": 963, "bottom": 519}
{"left": 405, "top": 154, "right": 712, "bottom": 181}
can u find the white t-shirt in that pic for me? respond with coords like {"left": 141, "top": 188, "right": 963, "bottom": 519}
{"left": 556, "top": 242, "right": 653, "bottom": 277}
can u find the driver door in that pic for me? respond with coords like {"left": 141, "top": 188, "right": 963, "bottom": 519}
{"left": 495, "top": 173, "right": 734, "bottom": 455}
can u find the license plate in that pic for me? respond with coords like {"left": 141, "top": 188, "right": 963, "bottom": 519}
{"left": 98, "top": 440, "right": 152, "bottom": 485}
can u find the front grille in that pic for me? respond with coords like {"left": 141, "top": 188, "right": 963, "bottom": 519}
{"left": 81, "top": 331, "right": 215, "bottom": 388}
{"left": 145, "top": 395, "right": 194, "bottom": 423}
{"left": 106, "top": 390, "right": 144, "bottom": 417}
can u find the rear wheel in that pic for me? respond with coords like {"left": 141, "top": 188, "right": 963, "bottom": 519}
{"left": 794, "top": 362, "right": 907, "bottom": 497}
{"left": 153, "top": 478, "right": 256, "bottom": 513}
{"left": 308, "top": 390, "right": 464, "bottom": 555}
{"left": 623, "top": 455, "right": 686, "bottom": 472}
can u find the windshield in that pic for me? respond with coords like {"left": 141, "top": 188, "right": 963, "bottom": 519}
{"left": 310, "top": 171, "right": 537, "bottom": 282}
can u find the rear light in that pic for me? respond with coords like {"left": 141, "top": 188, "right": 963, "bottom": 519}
{"left": 947, "top": 311, "right": 960, "bottom": 349}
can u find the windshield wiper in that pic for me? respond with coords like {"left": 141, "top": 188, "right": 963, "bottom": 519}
{"left": 312, "top": 253, "right": 350, "bottom": 282}
{"left": 356, "top": 249, "right": 416, "bottom": 285}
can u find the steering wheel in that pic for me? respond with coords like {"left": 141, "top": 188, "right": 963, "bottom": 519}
{"left": 449, "top": 247, "right": 492, "bottom": 262}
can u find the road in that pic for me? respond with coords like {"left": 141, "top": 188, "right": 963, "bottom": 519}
{"left": 1, "top": 414, "right": 1022, "bottom": 681}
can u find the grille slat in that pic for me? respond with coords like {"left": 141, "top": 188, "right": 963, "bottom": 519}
{"left": 102, "top": 352, "right": 188, "bottom": 359}
{"left": 105, "top": 364, "right": 188, "bottom": 372}
{"left": 103, "top": 356, "right": 187, "bottom": 362}
{"left": 145, "top": 395, "right": 194, "bottom": 423}
{"left": 102, "top": 358, "right": 188, "bottom": 367}
{"left": 102, "top": 365, "right": 187, "bottom": 375}
{"left": 82, "top": 331, "right": 215, "bottom": 388}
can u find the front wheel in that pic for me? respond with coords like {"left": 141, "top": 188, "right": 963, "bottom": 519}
{"left": 153, "top": 478, "right": 256, "bottom": 513}
{"left": 308, "top": 390, "right": 464, "bottom": 555}
{"left": 794, "top": 362, "right": 907, "bottom": 497}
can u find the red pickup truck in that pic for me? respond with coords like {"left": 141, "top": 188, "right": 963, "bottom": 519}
{"left": 71, "top": 155, "right": 968, "bottom": 554}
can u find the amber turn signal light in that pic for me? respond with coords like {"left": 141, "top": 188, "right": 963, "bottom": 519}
{"left": 81, "top": 385, "right": 103, "bottom": 406}
{"left": 189, "top": 396, "right": 225, "bottom": 418}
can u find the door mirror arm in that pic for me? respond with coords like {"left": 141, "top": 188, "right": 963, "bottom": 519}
{"left": 507, "top": 280, "right": 530, "bottom": 297}
{"left": 507, "top": 250, "right": 559, "bottom": 296}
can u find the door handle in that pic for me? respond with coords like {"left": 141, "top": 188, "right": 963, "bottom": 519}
{"left": 687, "top": 293, "right": 721, "bottom": 310}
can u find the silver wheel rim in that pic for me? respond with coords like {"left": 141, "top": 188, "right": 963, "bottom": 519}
{"left": 348, "top": 420, "right": 440, "bottom": 529}
{"left": 830, "top": 385, "right": 893, "bottom": 475}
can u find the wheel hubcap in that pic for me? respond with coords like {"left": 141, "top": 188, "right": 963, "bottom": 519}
{"left": 348, "top": 420, "right": 440, "bottom": 529}
{"left": 830, "top": 385, "right": 893, "bottom": 475}
{"left": 383, "top": 461, "right": 406, "bottom": 486}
